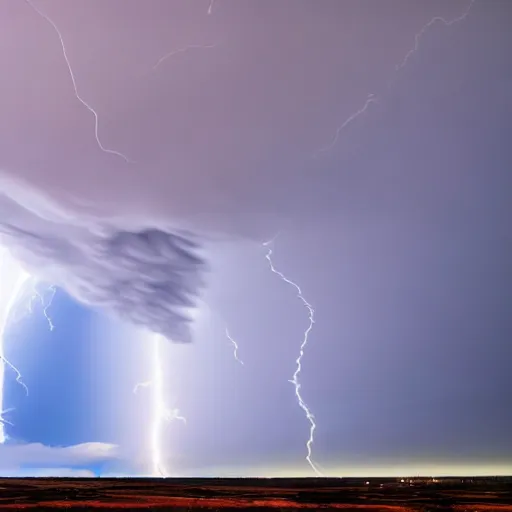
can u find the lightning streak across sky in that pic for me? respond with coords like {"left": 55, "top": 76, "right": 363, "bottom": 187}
{"left": 134, "top": 333, "right": 185, "bottom": 477}
{"left": 28, "top": 284, "right": 56, "bottom": 332}
{"left": 197, "top": 300, "right": 244, "bottom": 366}
{"left": 316, "top": 0, "right": 475, "bottom": 155}
{"left": 396, "top": 0, "right": 476, "bottom": 71}
{"left": 0, "top": 251, "right": 31, "bottom": 444}
{"left": 152, "top": 44, "right": 217, "bottom": 71}
{"left": 225, "top": 327, "right": 244, "bottom": 366}
{"left": 262, "top": 238, "right": 323, "bottom": 476}
{"left": 24, "top": 0, "right": 133, "bottom": 163}
{"left": 315, "top": 94, "right": 377, "bottom": 155}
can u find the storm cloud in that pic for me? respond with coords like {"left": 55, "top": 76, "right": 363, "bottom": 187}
{"left": 0, "top": 0, "right": 501, "bottom": 341}
{"left": 0, "top": 188, "right": 206, "bottom": 341}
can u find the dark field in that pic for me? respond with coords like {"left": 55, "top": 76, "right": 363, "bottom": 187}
{"left": 0, "top": 477, "right": 511, "bottom": 511}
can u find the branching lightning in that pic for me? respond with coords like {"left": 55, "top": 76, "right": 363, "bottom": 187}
{"left": 28, "top": 284, "right": 56, "bottom": 332}
{"left": 262, "top": 238, "right": 323, "bottom": 476}
{"left": 315, "top": 0, "right": 475, "bottom": 155}
{"left": 0, "top": 251, "right": 31, "bottom": 444}
{"left": 0, "top": 250, "right": 57, "bottom": 444}
{"left": 0, "top": 408, "right": 14, "bottom": 427}
{"left": 134, "top": 333, "right": 185, "bottom": 477}
{"left": 152, "top": 44, "right": 217, "bottom": 71}
{"left": 24, "top": 0, "right": 133, "bottom": 163}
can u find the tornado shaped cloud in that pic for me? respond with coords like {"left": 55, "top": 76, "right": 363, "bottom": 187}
{"left": 0, "top": 192, "right": 206, "bottom": 342}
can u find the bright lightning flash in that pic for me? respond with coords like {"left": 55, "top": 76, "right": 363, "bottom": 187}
{"left": 134, "top": 333, "right": 185, "bottom": 477}
{"left": 262, "top": 238, "right": 323, "bottom": 476}
{"left": 0, "top": 250, "right": 31, "bottom": 444}
{"left": 24, "top": 0, "right": 133, "bottom": 163}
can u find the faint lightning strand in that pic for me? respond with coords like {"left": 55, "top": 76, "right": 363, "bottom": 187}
{"left": 396, "top": 0, "right": 476, "bottom": 71}
{"left": 315, "top": 0, "right": 474, "bottom": 156}
{"left": 41, "top": 286, "right": 56, "bottom": 331}
{"left": 152, "top": 44, "right": 216, "bottom": 71}
{"left": 0, "top": 355, "right": 28, "bottom": 397}
{"left": 28, "top": 285, "right": 56, "bottom": 331}
{"left": 207, "top": 0, "right": 216, "bottom": 15}
{"left": 225, "top": 327, "right": 244, "bottom": 366}
{"left": 200, "top": 301, "right": 244, "bottom": 367}
{"left": 0, "top": 408, "right": 14, "bottom": 427}
{"left": 315, "top": 93, "right": 377, "bottom": 155}
{"left": 262, "top": 238, "right": 323, "bottom": 476}
{"left": 24, "top": 0, "right": 133, "bottom": 163}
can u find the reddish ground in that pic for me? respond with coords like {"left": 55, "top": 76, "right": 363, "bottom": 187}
{"left": 0, "top": 477, "right": 510, "bottom": 510}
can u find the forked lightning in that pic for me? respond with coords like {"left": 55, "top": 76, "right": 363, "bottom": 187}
{"left": 262, "top": 238, "right": 323, "bottom": 476}
{"left": 316, "top": 0, "right": 475, "bottom": 154}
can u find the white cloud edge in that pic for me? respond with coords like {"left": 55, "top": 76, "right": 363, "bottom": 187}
{"left": 0, "top": 441, "right": 118, "bottom": 471}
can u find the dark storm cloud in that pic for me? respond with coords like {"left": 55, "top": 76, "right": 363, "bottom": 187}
{"left": 0, "top": 0, "right": 464, "bottom": 241}
{"left": 1, "top": 0, "right": 511, "bottom": 476}
{"left": 0, "top": 193, "right": 205, "bottom": 341}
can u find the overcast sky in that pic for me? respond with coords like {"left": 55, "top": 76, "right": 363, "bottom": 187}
{"left": 0, "top": 0, "right": 511, "bottom": 477}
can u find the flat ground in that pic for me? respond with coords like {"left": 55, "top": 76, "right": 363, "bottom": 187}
{"left": 0, "top": 477, "right": 511, "bottom": 510}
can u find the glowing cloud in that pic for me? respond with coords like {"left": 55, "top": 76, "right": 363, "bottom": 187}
{"left": 0, "top": 192, "right": 207, "bottom": 343}
{"left": 0, "top": 249, "right": 30, "bottom": 444}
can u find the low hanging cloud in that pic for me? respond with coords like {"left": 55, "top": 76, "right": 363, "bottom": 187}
{"left": 0, "top": 441, "right": 118, "bottom": 471}
{"left": 0, "top": 0, "right": 406, "bottom": 340}
{"left": 0, "top": 188, "right": 206, "bottom": 342}
{"left": 3, "top": 468, "right": 96, "bottom": 477}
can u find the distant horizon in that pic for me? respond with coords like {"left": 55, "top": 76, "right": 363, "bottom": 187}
{"left": 2, "top": 474, "right": 512, "bottom": 480}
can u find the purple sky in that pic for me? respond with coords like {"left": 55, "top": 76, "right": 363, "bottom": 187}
{"left": 0, "top": 0, "right": 511, "bottom": 476}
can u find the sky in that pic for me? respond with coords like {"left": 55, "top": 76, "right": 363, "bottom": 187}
{"left": 0, "top": 0, "right": 511, "bottom": 477}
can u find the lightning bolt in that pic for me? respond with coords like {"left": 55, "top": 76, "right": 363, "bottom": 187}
{"left": 315, "top": 93, "right": 377, "bottom": 155}
{"left": 134, "top": 333, "right": 185, "bottom": 477}
{"left": 207, "top": 0, "right": 216, "bottom": 15}
{"left": 0, "top": 251, "right": 31, "bottom": 444}
{"left": 0, "top": 354, "right": 28, "bottom": 398}
{"left": 152, "top": 44, "right": 217, "bottom": 71}
{"left": 198, "top": 300, "right": 244, "bottom": 366}
{"left": 28, "top": 284, "right": 56, "bottom": 332}
{"left": 225, "top": 327, "right": 244, "bottom": 366}
{"left": 262, "top": 237, "right": 322, "bottom": 476}
{"left": 24, "top": 0, "right": 133, "bottom": 163}
{"left": 40, "top": 286, "right": 56, "bottom": 331}
{"left": 0, "top": 249, "right": 58, "bottom": 444}
{"left": 315, "top": 0, "right": 475, "bottom": 155}
{"left": 0, "top": 408, "right": 14, "bottom": 427}
{"left": 396, "top": 0, "right": 476, "bottom": 71}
